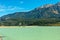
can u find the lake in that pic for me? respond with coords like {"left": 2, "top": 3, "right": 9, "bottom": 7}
{"left": 0, "top": 26, "right": 60, "bottom": 40}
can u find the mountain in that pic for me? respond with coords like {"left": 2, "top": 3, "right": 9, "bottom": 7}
{"left": 1, "top": 2, "right": 60, "bottom": 26}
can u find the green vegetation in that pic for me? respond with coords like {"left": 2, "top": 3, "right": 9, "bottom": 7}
{"left": 0, "top": 18, "right": 60, "bottom": 26}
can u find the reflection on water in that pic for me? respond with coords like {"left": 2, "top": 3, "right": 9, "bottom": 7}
{"left": 0, "top": 27, "right": 60, "bottom": 40}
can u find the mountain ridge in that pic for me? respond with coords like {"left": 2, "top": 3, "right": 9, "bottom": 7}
{"left": 1, "top": 2, "right": 60, "bottom": 26}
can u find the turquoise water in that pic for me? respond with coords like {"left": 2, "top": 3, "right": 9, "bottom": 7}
{"left": 0, "top": 27, "right": 60, "bottom": 40}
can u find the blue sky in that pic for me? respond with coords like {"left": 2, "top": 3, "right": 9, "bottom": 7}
{"left": 0, "top": 0, "right": 60, "bottom": 17}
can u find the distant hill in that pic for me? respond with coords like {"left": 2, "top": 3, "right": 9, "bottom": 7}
{"left": 1, "top": 2, "right": 60, "bottom": 26}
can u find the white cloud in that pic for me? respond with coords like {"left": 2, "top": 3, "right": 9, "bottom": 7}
{"left": 0, "top": 5, "right": 5, "bottom": 9}
{"left": 0, "top": 5, "right": 29, "bottom": 13}
{"left": 0, "top": 5, "right": 26, "bottom": 12}
{"left": 6, "top": 6, "right": 23, "bottom": 10}
{"left": 0, "top": 9, "right": 5, "bottom": 12}
{"left": 20, "top": 1, "right": 24, "bottom": 4}
{"left": 0, "top": 5, "right": 6, "bottom": 12}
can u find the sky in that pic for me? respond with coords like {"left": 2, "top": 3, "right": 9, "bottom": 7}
{"left": 0, "top": 0, "right": 60, "bottom": 17}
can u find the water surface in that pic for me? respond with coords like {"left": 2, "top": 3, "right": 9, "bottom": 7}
{"left": 0, "top": 27, "right": 60, "bottom": 40}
